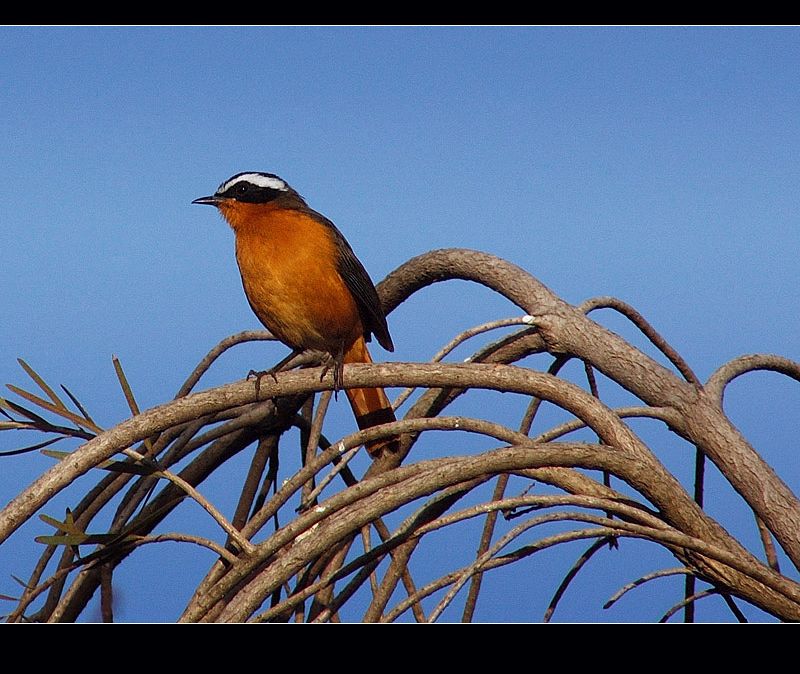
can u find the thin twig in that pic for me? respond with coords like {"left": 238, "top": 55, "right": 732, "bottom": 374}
{"left": 100, "top": 563, "right": 113, "bottom": 623}
{"left": 301, "top": 391, "right": 332, "bottom": 507}
{"left": 299, "top": 443, "right": 361, "bottom": 511}
{"left": 544, "top": 537, "right": 611, "bottom": 622}
{"left": 580, "top": 296, "right": 701, "bottom": 387}
{"left": 755, "top": 513, "right": 781, "bottom": 573}
{"left": 176, "top": 330, "right": 276, "bottom": 398}
{"left": 363, "top": 539, "right": 421, "bottom": 622}
{"left": 384, "top": 525, "right": 631, "bottom": 623}
{"left": 519, "top": 355, "right": 571, "bottom": 436}
{"left": 392, "top": 316, "right": 537, "bottom": 410}
{"left": 532, "top": 405, "right": 678, "bottom": 443}
{"left": 686, "top": 442, "right": 707, "bottom": 622}
{"left": 7, "top": 557, "right": 87, "bottom": 623}
{"left": 135, "top": 533, "right": 239, "bottom": 564}
{"left": 428, "top": 509, "right": 663, "bottom": 622}
{"left": 462, "top": 474, "right": 509, "bottom": 622}
{"left": 229, "top": 436, "right": 275, "bottom": 542}
{"left": 361, "top": 525, "right": 378, "bottom": 596}
{"left": 659, "top": 589, "right": 721, "bottom": 623}
{"left": 603, "top": 567, "right": 692, "bottom": 609}
{"left": 461, "top": 354, "right": 570, "bottom": 622}
{"left": 721, "top": 593, "right": 748, "bottom": 622}
{"left": 123, "top": 447, "right": 254, "bottom": 555}
{"left": 250, "top": 436, "right": 281, "bottom": 521}
{"left": 371, "top": 518, "right": 426, "bottom": 622}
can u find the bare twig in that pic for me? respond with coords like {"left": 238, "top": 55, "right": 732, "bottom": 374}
{"left": 604, "top": 567, "right": 693, "bottom": 609}
{"left": 543, "top": 537, "right": 612, "bottom": 622}
{"left": 461, "top": 474, "right": 510, "bottom": 622}
{"left": 580, "top": 296, "right": 701, "bottom": 387}
{"left": 123, "top": 447, "right": 254, "bottom": 555}
{"left": 176, "top": 330, "right": 276, "bottom": 398}
{"left": 659, "top": 589, "right": 722, "bottom": 623}
{"left": 4, "top": 248, "right": 800, "bottom": 624}
{"left": 392, "top": 316, "right": 537, "bottom": 411}
{"left": 705, "top": 354, "right": 800, "bottom": 404}
{"left": 229, "top": 436, "right": 275, "bottom": 538}
{"left": 755, "top": 513, "right": 781, "bottom": 573}
{"left": 301, "top": 391, "right": 332, "bottom": 507}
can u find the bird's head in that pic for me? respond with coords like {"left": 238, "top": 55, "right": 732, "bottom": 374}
{"left": 193, "top": 172, "right": 304, "bottom": 229}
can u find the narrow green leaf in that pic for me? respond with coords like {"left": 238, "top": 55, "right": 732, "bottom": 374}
{"left": 39, "top": 512, "right": 84, "bottom": 536}
{"left": 17, "top": 359, "right": 68, "bottom": 411}
{"left": 0, "top": 397, "right": 52, "bottom": 426}
{"left": 112, "top": 356, "right": 153, "bottom": 453}
{"left": 6, "top": 384, "right": 103, "bottom": 434}
{"left": 0, "top": 436, "right": 63, "bottom": 457}
{"left": 41, "top": 449, "right": 72, "bottom": 461}
{"left": 60, "top": 384, "right": 98, "bottom": 427}
{"left": 36, "top": 531, "right": 120, "bottom": 546}
{"left": 38, "top": 513, "right": 67, "bottom": 531}
{"left": 41, "top": 449, "right": 155, "bottom": 475}
{"left": 35, "top": 533, "right": 88, "bottom": 546}
{"left": 112, "top": 355, "right": 140, "bottom": 416}
{"left": 10, "top": 575, "right": 29, "bottom": 589}
{"left": 99, "top": 460, "right": 156, "bottom": 476}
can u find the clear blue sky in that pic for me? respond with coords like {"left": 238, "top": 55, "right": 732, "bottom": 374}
{"left": 1, "top": 26, "right": 798, "bottom": 622}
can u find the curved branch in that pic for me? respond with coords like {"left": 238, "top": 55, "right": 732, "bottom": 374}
{"left": 191, "top": 440, "right": 800, "bottom": 622}
{"left": 543, "top": 537, "right": 612, "bottom": 622}
{"left": 659, "top": 589, "right": 724, "bottom": 623}
{"left": 603, "top": 567, "right": 692, "bottom": 609}
{"left": 176, "top": 330, "right": 276, "bottom": 397}
{"left": 705, "top": 354, "right": 800, "bottom": 405}
{"left": 579, "top": 295, "right": 701, "bottom": 387}
{"left": 392, "top": 315, "right": 536, "bottom": 411}
{"left": 377, "top": 249, "right": 800, "bottom": 568}
{"left": 4, "top": 359, "right": 796, "bottom": 621}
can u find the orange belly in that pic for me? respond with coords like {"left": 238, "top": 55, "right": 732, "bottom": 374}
{"left": 232, "top": 207, "right": 362, "bottom": 353}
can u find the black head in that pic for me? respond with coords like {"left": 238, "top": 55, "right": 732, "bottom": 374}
{"left": 192, "top": 172, "right": 293, "bottom": 206}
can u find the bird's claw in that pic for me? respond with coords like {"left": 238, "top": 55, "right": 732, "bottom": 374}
{"left": 247, "top": 368, "right": 278, "bottom": 399}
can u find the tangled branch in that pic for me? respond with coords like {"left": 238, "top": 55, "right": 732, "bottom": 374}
{"left": 1, "top": 248, "right": 798, "bottom": 622}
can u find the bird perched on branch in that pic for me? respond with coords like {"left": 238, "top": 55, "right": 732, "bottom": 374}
{"left": 193, "top": 172, "right": 398, "bottom": 457}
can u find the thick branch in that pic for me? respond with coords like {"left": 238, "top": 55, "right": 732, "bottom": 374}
{"left": 377, "top": 249, "right": 800, "bottom": 568}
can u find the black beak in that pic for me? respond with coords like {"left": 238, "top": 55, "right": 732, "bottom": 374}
{"left": 192, "top": 195, "right": 220, "bottom": 206}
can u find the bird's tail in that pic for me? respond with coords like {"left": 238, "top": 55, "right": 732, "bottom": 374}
{"left": 343, "top": 336, "right": 399, "bottom": 457}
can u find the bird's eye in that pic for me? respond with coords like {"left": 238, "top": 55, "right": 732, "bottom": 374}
{"left": 239, "top": 184, "right": 248, "bottom": 194}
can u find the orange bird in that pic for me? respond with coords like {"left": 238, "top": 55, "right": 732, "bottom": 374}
{"left": 193, "top": 172, "right": 398, "bottom": 456}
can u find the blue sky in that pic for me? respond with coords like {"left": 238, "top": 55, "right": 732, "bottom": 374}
{"left": 1, "top": 26, "right": 798, "bottom": 622}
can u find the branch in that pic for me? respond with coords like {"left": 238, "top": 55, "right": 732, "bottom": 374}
{"left": 377, "top": 249, "right": 800, "bottom": 568}
{"left": 188, "top": 440, "right": 800, "bottom": 622}
{"left": 705, "top": 354, "right": 800, "bottom": 404}
{"left": 579, "top": 296, "right": 701, "bottom": 387}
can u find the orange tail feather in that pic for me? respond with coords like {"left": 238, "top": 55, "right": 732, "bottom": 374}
{"left": 343, "top": 336, "right": 399, "bottom": 457}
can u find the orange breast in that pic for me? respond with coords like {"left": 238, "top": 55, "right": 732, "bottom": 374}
{"left": 224, "top": 203, "right": 363, "bottom": 354}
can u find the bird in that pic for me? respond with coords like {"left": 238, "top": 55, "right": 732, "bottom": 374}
{"left": 193, "top": 171, "right": 399, "bottom": 457}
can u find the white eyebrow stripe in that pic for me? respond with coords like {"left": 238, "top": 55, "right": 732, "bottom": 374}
{"left": 218, "top": 173, "right": 288, "bottom": 193}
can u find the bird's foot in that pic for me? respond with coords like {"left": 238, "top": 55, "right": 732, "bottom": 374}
{"left": 319, "top": 354, "right": 344, "bottom": 400}
{"left": 247, "top": 368, "right": 279, "bottom": 399}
